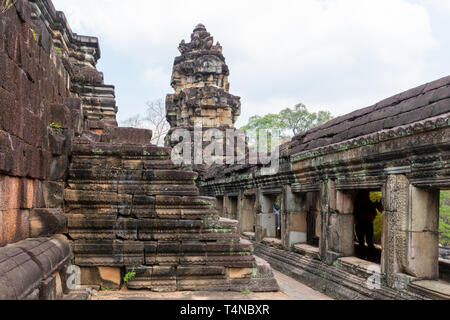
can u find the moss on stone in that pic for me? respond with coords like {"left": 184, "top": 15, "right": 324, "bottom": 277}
{"left": 440, "top": 190, "right": 450, "bottom": 246}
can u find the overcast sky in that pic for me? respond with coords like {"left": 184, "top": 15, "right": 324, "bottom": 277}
{"left": 52, "top": 0, "right": 450, "bottom": 127}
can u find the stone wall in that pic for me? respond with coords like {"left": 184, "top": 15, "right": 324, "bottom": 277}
{"left": 0, "top": 0, "right": 118, "bottom": 299}
{"left": 1, "top": 3, "right": 279, "bottom": 298}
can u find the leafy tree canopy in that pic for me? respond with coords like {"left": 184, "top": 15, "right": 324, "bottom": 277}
{"left": 241, "top": 103, "right": 333, "bottom": 138}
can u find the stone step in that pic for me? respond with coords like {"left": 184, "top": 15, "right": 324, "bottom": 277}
{"left": 292, "top": 243, "right": 321, "bottom": 260}
{"left": 125, "top": 260, "right": 279, "bottom": 292}
{"left": 70, "top": 141, "right": 171, "bottom": 158}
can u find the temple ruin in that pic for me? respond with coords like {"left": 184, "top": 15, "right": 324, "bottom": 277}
{"left": 0, "top": 0, "right": 449, "bottom": 300}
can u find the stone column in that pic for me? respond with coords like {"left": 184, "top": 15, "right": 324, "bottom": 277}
{"left": 382, "top": 175, "right": 440, "bottom": 287}
{"left": 320, "top": 180, "right": 355, "bottom": 263}
{"left": 319, "top": 181, "right": 330, "bottom": 260}
{"left": 236, "top": 191, "right": 244, "bottom": 233}
{"left": 223, "top": 195, "right": 230, "bottom": 219}
{"left": 283, "top": 186, "right": 308, "bottom": 249}
{"left": 239, "top": 191, "right": 256, "bottom": 234}
{"left": 255, "top": 190, "right": 276, "bottom": 241}
{"left": 216, "top": 196, "right": 224, "bottom": 217}
{"left": 407, "top": 186, "right": 440, "bottom": 279}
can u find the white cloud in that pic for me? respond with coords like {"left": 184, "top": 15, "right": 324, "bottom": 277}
{"left": 51, "top": 0, "right": 443, "bottom": 124}
{"left": 144, "top": 67, "right": 171, "bottom": 93}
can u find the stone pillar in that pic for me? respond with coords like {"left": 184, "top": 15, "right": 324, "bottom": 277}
{"left": 406, "top": 186, "right": 440, "bottom": 279}
{"left": 382, "top": 175, "right": 408, "bottom": 286}
{"left": 216, "top": 196, "right": 224, "bottom": 217}
{"left": 255, "top": 190, "right": 276, "bottom": 241}
{"left": 223, "top": 195, "right": 230, "bottom": 219}
{"left": 236, "top": 191, "right": 244, "bottom": 233}
{"left": 283, "top": 186, "right": 307, "bottom": 249}
{"left": 239, "top": 192, "right": 256, "bottom": 234}
{"left": 319, "top": 181, "right": 330, "bottom": 260}
{"left": 223, "top": 195, "right": 238, "bottom": 220}
{"left": 329, "top": 189, "right": 355, "bottom": 257}
{"left": 320, "top": 180, "right": 355, "bottom": 262}
{"left": 382, "top": 175, "right": 440, "bottom": 287}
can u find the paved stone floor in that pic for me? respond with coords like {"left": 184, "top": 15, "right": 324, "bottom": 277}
{"left": 92, "top": 270, "right": 333, "bottom": 300}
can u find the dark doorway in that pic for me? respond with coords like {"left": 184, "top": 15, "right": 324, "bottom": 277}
{"left": 353, "top": 190, "right": 384, "bottom": 264}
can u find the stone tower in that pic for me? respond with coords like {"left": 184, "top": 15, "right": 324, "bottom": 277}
{"left": 166, "top": 24, "right": 244, "bottom": 175}
{"left": 166, "top": 23, "right": 241, "bottom": 129}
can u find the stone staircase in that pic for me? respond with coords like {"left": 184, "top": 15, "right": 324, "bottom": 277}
{"left": 64, "top": 127, "right": 279, "bottom": 292}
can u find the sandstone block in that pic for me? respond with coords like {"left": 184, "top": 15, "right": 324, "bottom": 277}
{"left": 101, "top": 127, "right": 153, "bottom": 145}
{"left": 42, "top": 181, "right": 64, "bottom": 208}
{"left": 30, "top": 208, "right": 66, "bottom": 238}
{"left": 1, "top": 209, "right": 29, "bottom": 245}
{"left": 48, "top": 129, "right": 66, "bottom": 156}
{"left": 81, "top": 267, "right": 121, "bottom": 290}
{"left": 227, "top": 268, "right": 253, "bottom": 279}
{"left": 49, "top": 104, "right": 72, "bottom": 129}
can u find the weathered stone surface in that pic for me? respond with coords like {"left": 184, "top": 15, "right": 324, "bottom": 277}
{"left": 101, "top": 127, "right": 153, "bottom": 145}
{"left": 64, "top": 116, "right": 277, "bottom": 291}
{"left": 48, "top": 129, "right": 66, "bottom": 156}
{"left": 41, "top": 181, "right": 64, "bottom": 208}
{"left": 29, "top": 208, "right": 67, "bottom": 238}
{"left": 81, "top": 267, "right": 121, "bottom": 290}
{"left": 5, "top": 0, "right": 450, "bottom": 301}
{"left": 165, "top": 24, "right": 242, "bottom": 175}
{"left": 0, "top": 237, "right": 70, "bottom": 300}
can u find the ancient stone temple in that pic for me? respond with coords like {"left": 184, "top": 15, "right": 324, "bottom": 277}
{"left": 201, "top": 76, "right": 450, "bottom": 299}
{"left": 0, "top": 0, "right": 449, "bottom": 301}
{"left": 166, "top": 24, "right": 240, "bottom": 130}
{"left": 166, "top": 24, "right": 242, "bottom": 174}
{"left": 0, "top": 1, "right": 277, "bottom": 298}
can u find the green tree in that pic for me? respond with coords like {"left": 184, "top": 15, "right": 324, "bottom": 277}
{"left": 241, "top": 103, "right": 333, "bottom": 138}
{"left": 241, "top": 113, "right": 282, "bottom": 132}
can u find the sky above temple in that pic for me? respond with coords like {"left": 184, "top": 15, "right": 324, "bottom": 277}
{"left": 52, "top": 0, "right": 450, "bottom": 128}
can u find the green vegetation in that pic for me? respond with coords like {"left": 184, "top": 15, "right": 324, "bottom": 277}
{"left": 100, "top": 286, "right": 110, "bottom": 292}
{"left": 370, "top": 192, "right": 383, "bottom": 244}
{"left": 241, "top": 289, "right": 251, "bottom": 295}
{"left": 241, "top": 103, "right": 333, "bottom": 139}
{"left": 440, "top": 190, "right": 450, "bottom": 246}
{"left": 241, "top": 103, "right": 333, "bottom": 151}
{"left": 55, "top": 46, "right": 62, "bottom": 56}
{"left": 123, "top": 267, "right": 136, "bottom": 283}
{"left": 49, "top": 122, "right": 63, "bottom": 132}
{"left": 365, "top": 191, "right": 450, "bottom": 246}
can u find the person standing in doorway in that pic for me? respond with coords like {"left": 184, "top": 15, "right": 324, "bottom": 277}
{"left": 353, "top": 191, "right": 383, "bottom": 260}
{"left": 274, "top": 201, "right": 281, "bottom": 239}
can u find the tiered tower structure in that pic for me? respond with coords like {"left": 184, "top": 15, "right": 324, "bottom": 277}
{"left": 166, "top": 24, "right": 242, "bottom": 174}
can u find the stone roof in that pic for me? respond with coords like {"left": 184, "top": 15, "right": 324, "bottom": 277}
{"left": 203, "top": 75, "right": 450, "bottom": 180}
{"left": 288, "top": 75, "right": 450, "bottom": 156}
